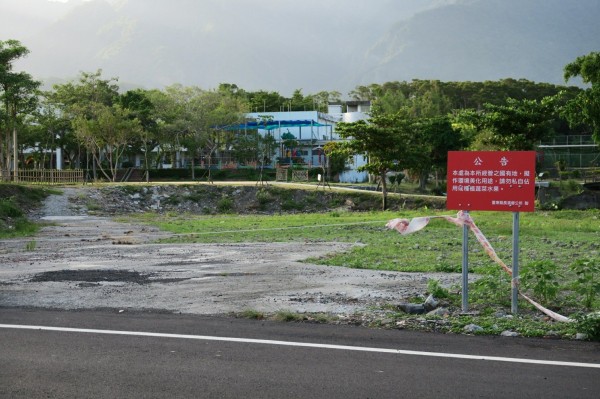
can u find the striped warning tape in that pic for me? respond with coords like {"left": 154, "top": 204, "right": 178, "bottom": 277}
{"left": 386, "top": 211, "right": 573, "bottom": 323}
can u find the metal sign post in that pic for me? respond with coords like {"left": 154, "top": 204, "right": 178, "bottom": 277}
{"left": 447, "top": 151, "right": 536, "bottom": 314}
{"left": 462, "top": 211, "right": 469, "bottom": 313}
{"left": 512, "top": 212, "right": 520, "bottom": 314}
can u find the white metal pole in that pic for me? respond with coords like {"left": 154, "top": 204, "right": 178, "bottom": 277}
{"left": 512, "top": 212, "right": 520, "bottom": 314}
{"left": 462, "top": 211, "right": 469, "bottom": 312}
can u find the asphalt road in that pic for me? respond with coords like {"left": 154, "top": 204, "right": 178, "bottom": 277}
{"left": 1, "top": 308, "right": 599, "bottom": 398}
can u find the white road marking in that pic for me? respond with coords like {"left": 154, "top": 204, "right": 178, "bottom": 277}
{"left": 1, "top": 324, "right": 598, "bottom": 369}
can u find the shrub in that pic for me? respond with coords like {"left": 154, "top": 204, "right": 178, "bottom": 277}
{"left": 0, "top": 198, "right": 23, "bottom": 218}
{"left": 570, "top": 257, "right": 600, "bottom": 309}
{"left": 427, "top": 279, "right": 450, "bottom": 299}
{"left": 575, "top": 312, "right": 600, "bottom": 341}
{"left": 217, "top": 196, "right": 234, "bottom": 213}
{"left": 256, "top": 189, "right": 273, "bottom": 206}
{"left": 521, "top": 260, "right": 562, "bottom": 303}
{"left": 470, "top": 271, "right": 512, "bottom": 307}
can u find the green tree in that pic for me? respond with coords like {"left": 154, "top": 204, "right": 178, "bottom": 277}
{"left": 335, "top": 113, "right": 413, "bottom": 210}
{"left": 145, "top": 88, "right": 183, "bottom": 169}
{"left": 563, "top": 52, "right": 600, "bottom": 144}
{"left": 369, "top": 80, "right": 462, "bottom": 191}
{"left": 118, "top": 89, "right": 157, "bottom": 181}
{"left": 465, "top": 97, "right": 557, "bottom": 150}
{"left": 34, "top": 101, "right": 75, "bottom": 169}
{"left": 194, "top": 90, "right": 246, "bottom": 180}
{"left": 411, "top": 116, "right": 466, "bottom": 191}
{"left": 47, "top": 70, "right": 120, "bottom": 179}
{"left": 0, "top": 39, "right": 40, "bottom": 178}
{"left": 157, "top": 85, "right": 246, "bottom": 180}
{"left": 73, "top": 103, "right": 142, "bottom": 181}
{"left": 308, "top": 91, "right": 342, "bottom": 112}
{"left": 246, "top": 90, "right": 287, "bottom": 113}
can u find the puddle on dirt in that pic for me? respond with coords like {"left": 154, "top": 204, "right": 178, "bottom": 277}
{"left": 30, "top": 269, "right": 191, "bottom": 285}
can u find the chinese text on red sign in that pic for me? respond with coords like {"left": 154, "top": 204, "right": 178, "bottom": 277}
{"left": 446, "top": 151, "right": 536, "bottom": 212}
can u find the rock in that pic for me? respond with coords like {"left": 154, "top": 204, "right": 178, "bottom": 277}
{"left": 427, "top": 307, "right": 449, "bottom": 317}
{"left": 501, "top": 330, "right": 520, "bottom": 337}
{"left": 464, "top": 324, "right": 483, "bottom": 333}
{"left": 459, "top": 310, "right": 481, "bottom": 316}
{"left": 395, "top": 320, "right": 407, "bottom": 329}
{"left": 575, "top": 333, "right": 588, "bottom": 340}
{"left": 423, "top": 295, "right": 439, "bottom": 311}
{"left": 397, "top": 303, "right": 426, "bottom": 314}
{"left": 379, "top": 318, "right": 395, "bottom": 326}
{"left": 493, "top": 310, "right": 507, "bottom": 318}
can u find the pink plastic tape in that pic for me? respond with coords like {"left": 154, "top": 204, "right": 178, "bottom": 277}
{"left": 386, "top": 212, "right": 573, "bottom": 323}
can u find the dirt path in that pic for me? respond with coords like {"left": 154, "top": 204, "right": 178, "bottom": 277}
{"left": 0, "top": 187, "right": 461, "bottom": 316}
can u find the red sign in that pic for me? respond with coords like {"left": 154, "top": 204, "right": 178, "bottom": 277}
{"left": 446, "top": 151, "right": 536, "bottom": 212}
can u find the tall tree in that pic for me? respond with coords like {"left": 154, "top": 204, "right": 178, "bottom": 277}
{"left": 119, "top": 89, "right": 157, "bottom": 181}
{"left": 335, "top": 113, "right": 413, "bottom": 210}
{"left": 0, "top": 39, "right": 40, "bottom": 178}
{"left": 563, "top": 52, "right": 600, "bottom": 144}
{"left": 73, "top": 103, "right": 142, "bottom": 182}
{"left": 48, "top": 70, "right": 120, "bottom": 179}
{"left": 469, "top": 97, "right": 557, "bottom": 150}
{"left": 194, "top": 90, "right": 246, "bottom": 180}
{"left": 423, "top": 117, "right": 467, "bottom": 189}
{"left": 369, "top": 79, "right": 462, "bottom": 191}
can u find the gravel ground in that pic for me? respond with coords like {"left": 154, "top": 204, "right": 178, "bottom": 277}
{"left": 0, "top": 187, "right": 462, "bottom": 317}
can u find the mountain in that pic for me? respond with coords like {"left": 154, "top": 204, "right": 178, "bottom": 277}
{"left": 360, "top": 0, "right": 600, "bottom": 87}
{"left": 2, "top": 0, "right": 598, "bottom": 95}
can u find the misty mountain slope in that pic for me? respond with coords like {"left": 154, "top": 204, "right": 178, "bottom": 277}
{"left": 360, "top": 0, "right": 600, "bottom": 86}
{"left": 5, "top": 0, "right": 598, "bottom": 94}
{"left": 0, "top": 0, "right": 77, "bottom": 39}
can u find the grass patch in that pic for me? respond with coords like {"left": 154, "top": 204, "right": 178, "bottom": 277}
{"left": 0, "top": 184, "right": 52, "bottom": 238}
{"left": 274, "top": 310, "right": 305, "bottom": 322}
{"left": 25, "top": 240, "right": 37, "bottom": 251}
{"left": 126, "top": 208, "right": 600, "bottom": 338}
{"left": 240, "top": 309, "right": 265, "bottom": 320}
{"left": 133, "top": 209, "right": 599, "bottom": 277}
{"left": 86, "top": 200, "right": 102, "bottom": 211}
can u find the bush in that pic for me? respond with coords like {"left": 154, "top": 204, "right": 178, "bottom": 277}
{"left": 427, "top": 279, "right": 450, "bottom": 299}
{"left": 256, "top": 189, "right": 273, "bottom": 210}
{"left": 575, "top": 312, "right": 600, "bottom": 341}
{"left": 521, "top": 260, "right": 562, "bottom": 303}
{"left": 0, "top": 198, "right": 23, "bottom": 218}
{"left": 217, "top": 196, "right": 234, "bottom": 213}
{"left": 470, "top": 271, "right": 512, "bottom": 307}
{"left": 570, "top": 257, "right": 600, "bottom": 309}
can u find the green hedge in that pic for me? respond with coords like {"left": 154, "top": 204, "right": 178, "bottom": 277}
{"left": 148, "top": 168, "right": 277, "bottom": 181}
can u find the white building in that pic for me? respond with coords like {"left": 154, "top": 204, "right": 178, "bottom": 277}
{"left": 245, "top": 101, "right": 370, "bottom": 183}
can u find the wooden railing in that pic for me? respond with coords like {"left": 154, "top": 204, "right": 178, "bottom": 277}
{"left": 12, "top": 169, "right": 84, "bottom": 185}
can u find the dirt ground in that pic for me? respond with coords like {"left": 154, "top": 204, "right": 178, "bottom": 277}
{"left": 0, "top": 186, "right": 461, "bottom": 317}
